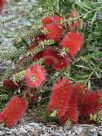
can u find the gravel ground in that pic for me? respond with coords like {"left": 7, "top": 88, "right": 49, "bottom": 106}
{"left": 0, "top": 0, "right": 36, "bottom": 73}
{"left": 0, "top": 122, "right": 102, "bottom": 136}
{"left": 0, "top": 0, "right": 36, "bottom": 45}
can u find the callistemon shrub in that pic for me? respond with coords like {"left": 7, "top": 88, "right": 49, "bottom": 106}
{"left": 0, "top": 11, "right": 102, "bottom": 127}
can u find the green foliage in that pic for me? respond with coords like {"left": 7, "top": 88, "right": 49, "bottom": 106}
{"left": 39, "top": 0, "right": 74, "bottom": 15}
{"left": 96, "top": 109, "right": 102, "bottom": 125}
{"left": 0, "top": 94, "right": 9, "bottom": 101}
{"left": 90, "top": 109, "right": 102, "bottom": 125}
{"left": 1, "top": 65, "right": 13, "bottom": 80}
{"left": 13, "top": 70, "right": 26, "bottom": 83}
{"left": 0, "top": 93, "right": 10, "bottom": 109}
{"left": 0, "top": 47, "right": 27, "bottom": 60}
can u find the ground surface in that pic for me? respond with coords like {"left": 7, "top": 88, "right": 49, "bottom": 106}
{"left": 0, "top": 122, "right": 102, "bottom": 136}
{"left": 0, "top": 0, "right": 36, "bottom": 73}
{"left": 0, "top": 0, "right": 35, "bottom": 47}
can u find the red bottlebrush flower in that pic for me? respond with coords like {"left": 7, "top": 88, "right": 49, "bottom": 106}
{"left": 53, "top": 55, "right": 70, "bottom": 70}
{"left": 3, "top": 79, "right": 20, "bottom": 90}
{"left": 0, "top": 0, "right": 5, "bottom": 13}
{"left": 73, "top": 82, "right": 89, "bottom": 97}
{"left": 28, "top": 35, "right": 47, "bottom": 51}
{"left": 41, "top": 16, "right": 63, "bottom": 25}
{"left": 43, "top": 47, "right": 57, "bottom": 65}
{"left": 60, "top": 93, "right": 78, "bottom": 124}
{"left": 59, "top": 83, "right": 81, "bottom": 124}
{"left": 73, "top": 83, "right": 102, "bottom": 116}
{"left": 73, "top": 83, "right": 91, "bottom": 107}
{"left": 0, "top": 96, "right": 27, "bottom": 128}
{"left": 20, "top": 84, "right": 30, "bottom": 91}
{"left": 30, "top": 50, "right": 43, "bottom": 61}
{"left": 43, "top": 47, "right": 70, "bottom": 70}
{"left": 60, "top": 32, "right": 84, "bottom": 57}
{"left": 44, "top": 24, "right": 63, "bottom": 42}
{"left": 52, "top": 56, "right": 69, "bottom": 70}
{"left": 78, "top": 92, "right": 102, "bottom": 116}
{"left": 68, "top": 94, "right": 78, "bottom": 123}
{"left": 48, "top": 80, "right": 102, "bottom": 124}
{"left": 48, "top": 78, "right": 73, "bottom": 118}
{"left": 34, "top": 35, "right": 47, "bottom": 45}
{"left": 24, "top": 64, "right": 46, "bottom": 88}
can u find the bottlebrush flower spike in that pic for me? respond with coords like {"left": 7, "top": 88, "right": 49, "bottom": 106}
{"left": 24, "top": 64, "right": 46, "bottom": 88}
{"left": 44, "top": 24, "right": 63, "bottom": 42}
{"left": 60, "top": 83, "right": 89, "bottom": 123}
{"left": 43, "top": 47, "right": 70, "bottom": 70}
{"left": 0, "top": 96, "right": 27, "bottom": 128}
{"left": 0, "top": 0, "right": 5, "bottom": 13}
{"left": 78, "top": 92, "right": 102, "bottom": 116}
{"left": 68, "top": 94, "right": 78, "bottom": 123}
{"left": 3, "top": 79, "right": 20, "bottom": 90}
{"left": 30, "top": 50, "right": 43, "bottom": 61}
{"left": 48, "top": 78, "right": 73, "bottom": 119}
{"left": 73, "top": 82, "right": 89, "bottom": 97}
{"left": 41, "top": 16, "right": 63, "bottom": 25}
{"left": 28, "top": 35, "right": 47, "bottom": 51}
{"left": 60, "top": 93, "right": 78, "bottom": 124}
{"left": 73, "top": 83, "right": 102, "bottom": 116}
{"left": 60, "top": 32, "right": 84, "bottom": 57}
{"left": 43, "top": 47, "right": 56, "bottom": 65}
{"left": 53, "top": 56, "right": 70, "bottom": 70}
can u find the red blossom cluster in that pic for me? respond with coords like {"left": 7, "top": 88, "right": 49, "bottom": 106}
{"left": 0, "top": 12, "right": 101, "bottom": 127}
{"left": 41, "top": 15, "right": 84, "bottom": 57}
{"left": 41, "top": 15, "right": 63, "bottom": 25}
{"left": 48, "top": 79, "right": 102, "bottom": 123}
{"left": 26, "top": 13, "right": 84, "bottom": 69}
{"left": 43, "top": 47, "right": 70, "bottom": 70}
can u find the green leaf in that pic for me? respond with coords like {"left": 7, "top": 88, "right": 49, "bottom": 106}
{"left": 91, "top": 11, "right": 97, "bottom": 25}
{"left": 76, "top": 3, "right": 89, "bottom": 11}
{"left": 82, "top": 2, "right": 92, "bottom": 10}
